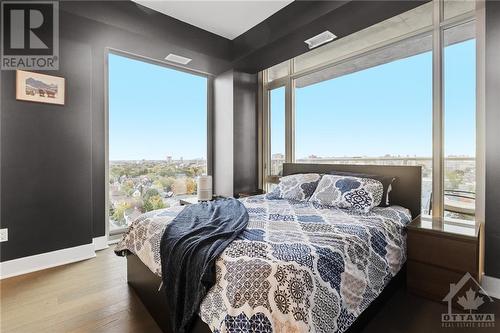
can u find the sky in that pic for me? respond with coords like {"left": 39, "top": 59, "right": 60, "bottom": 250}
{"left": 108, "top": 53, "right": 207, "bottom": 161}
{"left": 109, "top": 39, "right": 475, "bottom": 162}
{"left": 272, "top": 39, "right": 476, "bottom": 159}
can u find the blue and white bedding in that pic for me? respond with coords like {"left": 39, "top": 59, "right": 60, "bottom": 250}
{"left": 115, "top": 195, "right": 412, "bottom": 333}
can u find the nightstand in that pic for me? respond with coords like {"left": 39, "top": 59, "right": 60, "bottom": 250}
{"left": 406, "top": 216, "right": 484, "bottom": 302}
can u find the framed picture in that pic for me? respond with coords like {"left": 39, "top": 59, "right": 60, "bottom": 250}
{"left": 16, "top": 70, "right": 65, "bottom": 105}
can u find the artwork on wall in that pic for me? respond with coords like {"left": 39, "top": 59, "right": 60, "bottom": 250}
{"left": 16, "top": 70, "right": 65, "bottom": 105}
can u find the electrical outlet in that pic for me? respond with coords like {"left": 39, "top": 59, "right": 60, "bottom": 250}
{"left": 0, "top": 228, "right": 8, "bottom": 242}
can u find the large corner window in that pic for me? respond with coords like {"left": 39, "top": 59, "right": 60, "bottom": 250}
{"left": 262, "top": 0, "right": 479, "bottom": 221}
{"left": 295, "top": 37, "right": 433, "bottom": 212}
{"left": 108, "top": 52, "right": 208, "bottom": 233}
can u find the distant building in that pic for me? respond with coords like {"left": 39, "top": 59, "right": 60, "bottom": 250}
{"left": 271, "top": 153, "right": 284, "bottom": 160}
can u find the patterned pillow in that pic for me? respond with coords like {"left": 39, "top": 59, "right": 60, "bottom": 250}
{"left": 309, "top": 175, "right": 383, "bottom": 212}
{"left": 329, "top": 171, "right": 396, "bottom": 207}
{"left": 266, "top": 173, "right": 321, "bottom": 201}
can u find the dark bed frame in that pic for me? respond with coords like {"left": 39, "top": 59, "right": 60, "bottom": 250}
{"left": 127, "top": 163, "right": 422, "bottom": 333}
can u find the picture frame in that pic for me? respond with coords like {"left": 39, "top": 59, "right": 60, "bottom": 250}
{"left": 16, "top": 70, "right": 65, "bottom": 105}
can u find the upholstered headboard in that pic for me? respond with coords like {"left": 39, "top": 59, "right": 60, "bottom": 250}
{"left": 282, "top": 163, "right": 422, "bottom": 219}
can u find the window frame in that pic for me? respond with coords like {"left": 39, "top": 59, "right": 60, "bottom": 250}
{"left": 105, "top": 48, "right": 214, "bottom": 236}
{"left": 260, "top": 0, "right": 483, "bottom": 221}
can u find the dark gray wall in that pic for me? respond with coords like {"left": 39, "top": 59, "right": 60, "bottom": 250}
{"left": 0, "top": 1, "right": 232, "bottom": 262}
{"left": 485, "top": 0, "right": 500, "bottom": 279}
{"left": 233, "top": 71, "right": 258, "bottom": 194}
{"left": 1, "top": 39, "right": 93, "bottom": 260}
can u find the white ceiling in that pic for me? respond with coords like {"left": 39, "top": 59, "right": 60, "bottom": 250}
{"left": 132, "top": 1, "right": 293, "bottom": 40}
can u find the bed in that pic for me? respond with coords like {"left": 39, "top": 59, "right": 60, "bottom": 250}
{"left": 116, "top": 163, "right": 421, "bottom": 333}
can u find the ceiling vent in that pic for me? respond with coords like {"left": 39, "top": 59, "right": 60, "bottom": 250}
{"left": 165, "top": 53, "right": 192, "bottom": 65}
{"left": 304, "top": 31, "right": 337, "bottom": 49}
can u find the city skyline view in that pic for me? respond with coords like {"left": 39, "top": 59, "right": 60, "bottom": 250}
{"left": 108, "top": 53, "right": 208, "bottom": 230}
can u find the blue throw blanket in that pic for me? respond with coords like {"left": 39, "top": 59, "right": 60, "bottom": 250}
{"left": 160, "top": 198, "right": 249, "bottom": 333}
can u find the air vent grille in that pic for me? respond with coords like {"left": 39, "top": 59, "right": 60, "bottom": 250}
{"left": 165, "top": 53, "right": 192, "bottom": 65}
{"left": 304, "top": 31, "right": 337, "bottom": 49}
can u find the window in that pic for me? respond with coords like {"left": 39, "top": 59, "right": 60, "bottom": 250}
{"left": 267, "top": 60, "right": 289, "bottom": 83}
{"left": 262, "top": 0, "right": 479, "bottom": 221}
{"left": 269, "top": 87, "right": 286, "bottom": 178}
{"left": 444, "top": 22, "right": 476, "bottom": 220}
{"left": 108, "top": 52, "right": 208, "bottom": 232}
{"left": 295, "top": 39, "right": 433, "bottom": 211}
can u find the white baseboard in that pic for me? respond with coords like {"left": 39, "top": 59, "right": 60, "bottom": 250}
{"left": 0, "top": 243, "right": 95, "bottom": 280}
{"left": 482, "top": 274, "right": 500, "bottom": 300}
{"left": 93, "top": 235, "right": 109, "bottom": 251}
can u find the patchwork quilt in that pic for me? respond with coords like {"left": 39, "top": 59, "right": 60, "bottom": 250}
{"left": 115, "top": 195, "right": 412, "bottom": 333}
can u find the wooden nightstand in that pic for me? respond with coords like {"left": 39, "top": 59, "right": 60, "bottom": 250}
{"left": 407, "top": 216, "right": 484, "bottom": 302}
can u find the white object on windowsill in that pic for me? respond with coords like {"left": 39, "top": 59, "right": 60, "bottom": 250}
{"left": 197, "top": 175, "right": 213, "bottom": 201}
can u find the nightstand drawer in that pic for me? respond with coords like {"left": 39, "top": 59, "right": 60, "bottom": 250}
{"left": 407, "top": 260, "right": 466, "bottom": 301}
{"left": 407, "top": 231, "right": 478, "bottom": 274}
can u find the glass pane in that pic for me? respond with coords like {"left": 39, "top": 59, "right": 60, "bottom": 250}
{"left": 269, "top": 87, "right": 286, "bottom": 177}
{"left": 444, "top": 0, "right": 475, "bottom": 20}
{"left": 444, "top": 22, "right": 476, "bottom": 221}
{"left": 294, "top": 2, "right": 432, "bottom": 73}
{"left": 267, "top": 60, "right": 289, "bottom": 82}
{"left": 108, "top": 53, "right": 207, "bottom": 232}
{"left": 295, "top": 36, "right": 433, "bottom": 214}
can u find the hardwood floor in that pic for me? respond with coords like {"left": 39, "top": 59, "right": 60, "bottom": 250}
{"left": 362, "top": 285, "right": 499, "bottom": 333}
{"left": 1, "top": 247, "right": 499, "bottom": 333}
{"left": 0, "top": 247, "right": 161, "bottom": 333}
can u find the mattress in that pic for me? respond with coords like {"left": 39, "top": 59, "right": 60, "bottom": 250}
{"left": 115, "top": 195, "right": 412, "bottom": 333}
